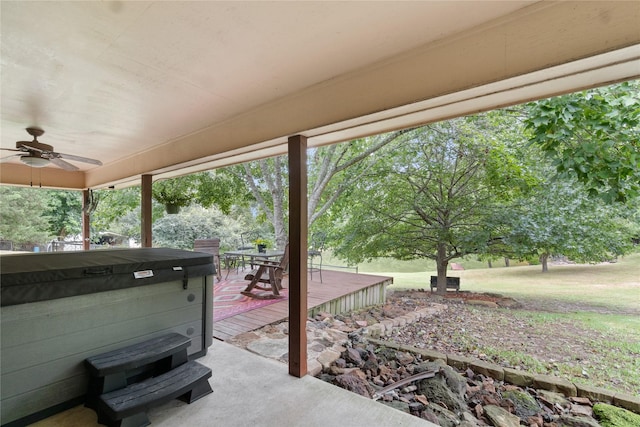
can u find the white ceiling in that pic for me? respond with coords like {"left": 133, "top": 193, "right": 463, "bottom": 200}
{"left": 1, "top": 1, "right": 639, "bottom": 189}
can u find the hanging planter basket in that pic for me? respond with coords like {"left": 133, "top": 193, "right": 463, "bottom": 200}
{"left": 165, "top": 203, "right": 181, "bottom": 214}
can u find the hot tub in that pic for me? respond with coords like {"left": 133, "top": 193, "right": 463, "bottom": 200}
{"left": 0, "top": 248, "right": 214, "bottom": 426}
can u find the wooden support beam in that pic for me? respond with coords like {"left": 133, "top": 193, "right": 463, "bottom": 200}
{"left": 141, "top": 175, "right": 153, "bottom": 248}
{"left": 82, "top": 189, "right": 90, "bottom": 250}
{"left": 288, "top": 135, "right": 308, "bottom": 377}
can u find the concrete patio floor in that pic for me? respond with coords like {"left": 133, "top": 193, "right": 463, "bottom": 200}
{"left": 34, "top": 340, "right": 436, "bottom": 427}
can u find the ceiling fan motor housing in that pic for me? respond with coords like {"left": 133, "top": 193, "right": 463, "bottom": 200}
{"left": 16, "top": 140, "right": 54, "bottom": 153}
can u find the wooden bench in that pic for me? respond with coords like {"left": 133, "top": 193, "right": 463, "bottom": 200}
{"left": 85, "top": 333, "right": 212, "bottom": 427}
{"left": 430, "top": 276, "right": 460, "bottom": 292}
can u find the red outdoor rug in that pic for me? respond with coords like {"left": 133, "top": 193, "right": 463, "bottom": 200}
{"left": 213, "top": 278, "right": 288, "bottom": 322}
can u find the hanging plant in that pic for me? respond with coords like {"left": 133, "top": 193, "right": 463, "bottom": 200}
{"left": 152, "top": 176, "right": 196, "bottom": 214}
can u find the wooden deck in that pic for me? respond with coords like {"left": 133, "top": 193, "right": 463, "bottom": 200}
{"left": 212, "top": 269, "right": 392, "bottom": 341}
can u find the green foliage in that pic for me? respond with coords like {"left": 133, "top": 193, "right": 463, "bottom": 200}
{"left": 44, "top": 190, "right": 82, "bottom": 238}
{"left": 152, "top": 175, "right": 198, "bottom": 208}
{"left": 92, "top": 187, "right": 140, "bottom": 228}
{"left": 0, "top": 187, "right": 82, "bottom": 245}
{"left": 151, "top": 171, "right": 247, "bottom": 212}
{"left": 332, "top": 119, "right": 504, "bottom": 274}
{"left": 0, "top": 186, "right": 53, "bottom": 246}
{"left": 195, "top": 170, "right": 251, "bottom": 214}
{"left": 497, "top": 178, "right": 637, "bottom": 266}
{"left": 152, "top": 205, "right": 247, "bottom": 250}
{"left": 525, "top": 81, "right": 640, "bottom": 203}
{"left": 593, "top": 403, "right": 640, "bottom": 427}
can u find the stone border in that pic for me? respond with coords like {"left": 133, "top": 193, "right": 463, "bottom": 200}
{"left": 362, "top": 307, "right": 640, "bottom": 415}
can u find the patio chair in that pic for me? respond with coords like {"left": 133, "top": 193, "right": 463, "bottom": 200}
{"left": 242, "top": 244, "right": 289, "bottom": 298}
{"left": 194, "top": 238, "right": 222, "bottom": 282}
{"left": 308, "top": 232, "right": 326, "bottom": 283}
{"left": 222, "top": 232, "right": 256, "bottom": 279}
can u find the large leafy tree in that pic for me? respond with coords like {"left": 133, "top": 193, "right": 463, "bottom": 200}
{"left": 332, "top": 118, "right": 507, "bottom": 293}
{"left": 495, "top": 175, "right": 638, "bottom": 272}
{"left": 44, "top": 190, "right": 82, "bottom": 238}
{"left": 224, "top": 129, "right": 415, "bottom": 249}
{"left": 0, "top": 187, "right": 82, "bottom": 245}
{"left": 0, "top": 187, "right": 53, "bottom": 248}
{"left": 91, "top": 187, "right": 144, "bottom": 243}
{"left": 525, "top": 81, "right": 640, "bottom": 203}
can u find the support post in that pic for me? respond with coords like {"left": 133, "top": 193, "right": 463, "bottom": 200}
{"left": 141, "top": 174, "right": 153, "bottom": 248}
{"left": 82, "top": 189, "right": 91, "bottom": 250}
{"left": 288, "top": 135, "right": 308, "bottom": 377}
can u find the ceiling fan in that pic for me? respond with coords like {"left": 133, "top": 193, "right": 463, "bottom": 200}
{"left": 0, "top": 127, "right": 102, "bottom": 171}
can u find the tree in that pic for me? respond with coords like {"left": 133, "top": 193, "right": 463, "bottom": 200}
{"left": 236, "top": 156, "right": 289, "bottom": 249}
{"left": 44, "top": 190, "right": 82, "bottom": 239}
{"left": 225, "top": 129, "right": 415, "bottom": 249}
{"left": 307, "top": 130, "right": 415, "bottom": 225}
{"left": 152, "top": 205, "right": 255, "bottom": 251}
{"left": 332, "top": 118, "right": 505, "bottom": 293}
{"left": 0, "top": 187, "right": 53, "bottom": 248}
{"left": 496, "top": 176, "right": 637, "bottom": 272}
{"left": 525, "top": 81, "right": 640, "bottom": 203}
{"left": 152, "top": 171, "right": 248, "bottom": 215}
{"left": 0, "top": 187, "right": 83, "bottom": 248}
{"left": 92, "top": 187, "right": 144, "bottom": 242}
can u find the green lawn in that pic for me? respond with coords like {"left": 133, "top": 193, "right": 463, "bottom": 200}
{"left": 346, "top": 252, "right": 640, "bottom": 312}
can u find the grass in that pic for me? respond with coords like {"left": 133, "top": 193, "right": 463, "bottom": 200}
{"left": 325, "top": 250, "right": 640, "bottom": 394}
{"left": 486, "top": 309, "right": 640, "bottom": 393}
{"left": 351, "top": 252, "right": 640, "bottom": 312}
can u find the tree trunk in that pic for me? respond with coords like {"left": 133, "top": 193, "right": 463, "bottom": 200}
{"left": 435, "top": 243, "right": 449, "bottom": 295}
{"left": 487, "top": 259, "right": 492, "bottom": 268}
{"left": 504, "top": 257, "right": 510, "bottom": 267}
{"left": 540, "top": 253, "right": 549, "bottom": 273}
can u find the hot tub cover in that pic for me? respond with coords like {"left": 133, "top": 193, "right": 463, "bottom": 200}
{"left": 1, "top": 248, "right": 214, "bottom": 306}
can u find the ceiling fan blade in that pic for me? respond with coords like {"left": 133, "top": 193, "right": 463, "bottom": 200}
{"left": 54, "top": 152, "right": 102, "bottom": 165}
{"left": 49, "top": 157, "right": 79, "bottom": 171}
{"left": 1, "top": 148, "right": 22, "bottom": 152}
{"left": 0, "top": 153, "right": 24, "bottom": 163}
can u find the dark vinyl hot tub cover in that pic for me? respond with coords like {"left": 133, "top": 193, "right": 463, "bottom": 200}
{"left": 0, "top": 248, "right": 214, "bottom": 306}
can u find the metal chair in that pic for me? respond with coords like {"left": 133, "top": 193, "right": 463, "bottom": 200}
{"left": 308, "top": 232, "right": 326, "bottom": 283}
{"left": 222, "top": 232, "right": 256, "bottom": 279}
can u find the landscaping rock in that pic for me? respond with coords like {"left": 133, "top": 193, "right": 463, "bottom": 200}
{"left": 245, "top": 336, "right": 288, "bottom": 359}
{"left": 484, "top": 404, "right": 521, "bottom": 427}
{"left": 503, "top": 367, "right": 534, "bottom": 387}
{"left": 576, "top": 383, "right": 613, "bottom": 404}
{"left": 425, "top": 402, "right": 461, "bottom": 427}
{"left": 534, "top": 373, "right": 577, "bottom": 397}
{"left": 229, "top": 290, "right": 636, "bottom": 427}
{"left": 557, "top": 414, "right": 602, "bottom": 427}
{"left": 501, "top": 389, "right": 541, "bottom": 418}
{"left": 613, "top": 391, "right": 640, "bottom": 414}
{"left": 469, "top": 359, "right": 504, "bottom": 381}
{"left": 417, "top": 372, "right": 466, "bottom": 414}
{"left": 334, "top": 370, "right": 374, "bottom": 398}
